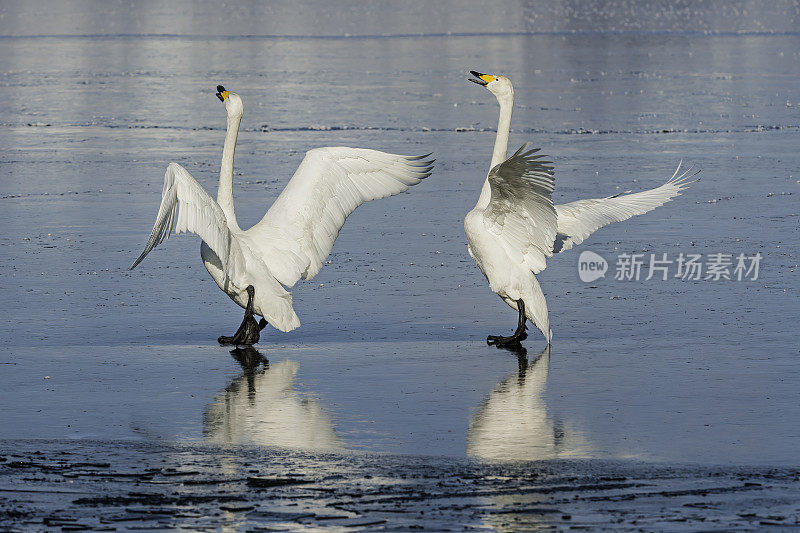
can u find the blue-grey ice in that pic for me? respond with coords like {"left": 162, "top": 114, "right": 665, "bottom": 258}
{"left": 1, "top": 0, "right": 798, "bottom": 468}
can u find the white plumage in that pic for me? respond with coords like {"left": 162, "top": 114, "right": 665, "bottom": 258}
{"left": 131, "top": 90, "right": 432, "bottom": 334}
{"left": 554, "top": 163, "right": 695, "bottom": 253}
{"left": 465, "top": 72, "right": 696, "bottom": 344}
{"left": 251, "top": 147, "right": 432, "bottom": 287}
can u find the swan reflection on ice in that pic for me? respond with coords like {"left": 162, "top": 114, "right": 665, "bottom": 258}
{"left": 203, "top": 348, "right": 340, "bottom": 450}
{"left": 467, "top": 346, "right": 590, "bottom": 462}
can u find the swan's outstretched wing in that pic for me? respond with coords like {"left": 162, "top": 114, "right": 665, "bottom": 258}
{"left": 482, "top": 144, "right": 557, "bottom": 274}
{"left": 130, "top": 163, "right": 243, "bottom": 279}
{"left": 554, "top": 162, "right": 697, "bottom": 253}
{"left": 251, "top": 147, "right": 433, "bottom": 287}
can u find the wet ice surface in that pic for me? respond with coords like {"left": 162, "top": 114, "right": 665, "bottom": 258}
{"left": 1, "top": 2, "right": 799, "bottom": 521}
{"left": 2, "top": 440, "right": 800, "bottom": 531}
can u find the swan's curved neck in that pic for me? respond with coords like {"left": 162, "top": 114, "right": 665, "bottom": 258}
{"left": 490, "top": 93, "right": 513, "bottom": 169}
{"left": 218, "top": 113, "right": 242, "bottom": 231}
{"left": 477, "top": 92, "right": 514, "bottom": 208}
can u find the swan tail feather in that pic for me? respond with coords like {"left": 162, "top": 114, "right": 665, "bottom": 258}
{"left": 262, "top": 293, "right": 301, "bottom": 333}
{"left": 251, "top": 277, "right": 301, "bottom": 333}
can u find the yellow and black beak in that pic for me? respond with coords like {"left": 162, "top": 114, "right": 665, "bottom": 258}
{"left": 216, "top": 85, "right": 230, "bottom": 102}
{"left": 468, "top": 70, "right": 496, "bottom": 87}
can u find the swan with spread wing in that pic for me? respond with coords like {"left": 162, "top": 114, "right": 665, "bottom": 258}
{"left": 131, "top": 86, "right": 433, "bottom": 345}
{"left": 465, "top": 71, "right": 697, "bottom": 346}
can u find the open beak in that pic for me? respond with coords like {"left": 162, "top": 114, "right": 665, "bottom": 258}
{"left": 216, "top": 85, "right": 230, "bottom": 102}
{"left": 468, "top": 70, "right": 495, "bottom": 86}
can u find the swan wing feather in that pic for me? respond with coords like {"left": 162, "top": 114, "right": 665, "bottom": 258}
{"left": 554, "top": 162, "right": 697, "bottom": 253}
{"left": 252, "top": 147, "right": 433, "bottom": 287}
{"left": 482, "top": 143, "right": 557, "bottom": 274}
{"left": 130, "top": 163, "right": 243, "bottom": 280}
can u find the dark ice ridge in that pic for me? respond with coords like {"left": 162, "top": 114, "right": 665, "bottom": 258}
{"left": 5, "top": 121, "right": 798, "bottom": 136}
{"left": 1, "top": 440, "right": 799, "bottom": 531}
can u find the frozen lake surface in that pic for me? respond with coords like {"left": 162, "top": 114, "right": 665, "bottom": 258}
{"left": 3, "top": 439, "right": 800, "bottom": 530}
{"left": 1, "top": 0, "right": 799, "bottom": 485}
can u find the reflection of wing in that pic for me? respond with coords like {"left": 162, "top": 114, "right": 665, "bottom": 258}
{"left": 204, "top": 360, "right": 340, "bottom": 450}
{"left": 467, "top": 346, "right": 589, "bottom": 462}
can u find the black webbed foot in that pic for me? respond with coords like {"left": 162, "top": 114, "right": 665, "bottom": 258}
{"left": 218, "top": 316, "right": 261, "bottom": 345}
{"left": 218, "top": 285, "right": 264, "bottom": 346}
{"left": 486, "top": 298, "right": 528, "bottom": 348}
{"left": 486, "top": 329, "right": 528, "bottom": 347}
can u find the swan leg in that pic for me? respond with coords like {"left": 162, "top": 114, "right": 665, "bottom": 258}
{"left": 218, "top": 285, "right": 265, "bottom": 346}
{"left": 487, "top": 298, "right": 528, "bottom": 347}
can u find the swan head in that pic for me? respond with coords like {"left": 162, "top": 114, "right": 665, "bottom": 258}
{"left": 216, "top": 85, "right": 243, "bottom": 118}
{"left": 468, "top": 71, "right": 513, "bottom": 99}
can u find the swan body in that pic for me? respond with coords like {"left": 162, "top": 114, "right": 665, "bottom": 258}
{"left": 131, "top": 87, "right": 433, "bottom": 338}
{"left": 465, "top": 72, "right": 696, "bottom": 345}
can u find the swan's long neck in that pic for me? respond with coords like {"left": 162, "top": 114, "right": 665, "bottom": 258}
{"left": 218, "top": 113, "right": 242, "bottom": 232}
{"left": 490, "top": 93, "right": 513, "bottom": 169}
{"left": 476, "top": 92, "right": 514, "bottom": 209}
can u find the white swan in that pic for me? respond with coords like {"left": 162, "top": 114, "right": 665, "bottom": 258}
{"left": 130, "top": 86, "right": 433, "bottom": 344}
{"left": 465, "top": 71, "right": 697, "bottom": 346}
